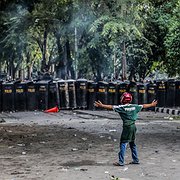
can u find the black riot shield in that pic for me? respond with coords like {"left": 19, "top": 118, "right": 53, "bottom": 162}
{"left": 67, "top": 79, "right": 77, "bottom": 109}
{"left": 0, "top": 80, "right": 3, "bottom": 112}
{"left": 175, "top": 80, "right": 180, "bottom": 107}
{"left": 127, "top": 81, "right": 138, "bottom": 104}
{"left": 156, "top": 80, "right": 167, "bottom": 107}
{"left": 26, "top": 81, "right": 38, "bottom": 111}
{"left": 87, "top": 81, "right": 97, "bottom": 110}
{"left": 137, "top": 82, "right": 148, "bottom": 104}
{"left": 76, "top": 79, "right": 88, "bottom": 109}
{"left": 166, "top": 79, "right": 176, "bottom": 107}
{"left": 57, "top": 80, "right": 69, "bottom": 109}
{"left": 97, "top": 81, "right": 108, "bottom": 105}
{"left": 2, "top": 81, "right": 19, "bottom": 112}
{"left": 117, "top": 81, "right": 129, "bottom": 104}
{"left": 107, "top": 82, "right": 118, "bottom": 105}
{"left": 48, "top": 81, "right": 58, "bottom": 109}
{"left": 14, "top": 81, "right": 28, "bottom": 111}
{"left": 36, "top": 80, "right": 51, "bottom": 111}
{"left": 147, "top": 82, "right": 157, "bottom": 103}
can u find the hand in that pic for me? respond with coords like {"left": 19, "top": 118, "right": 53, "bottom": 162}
{"left": 151, "top": 100, "right": 158, "bottom": 107}
{"left": 94, "top": 100, "right": 103, "bottom": 108}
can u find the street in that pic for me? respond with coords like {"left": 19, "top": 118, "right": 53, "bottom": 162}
{"left": 0, "top": 110, "right": 180, "bottom": 180}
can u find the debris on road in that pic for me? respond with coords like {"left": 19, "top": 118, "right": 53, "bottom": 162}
{"left": 22, "top": 151, "right": 26, "bottom": 155}
{"left": 109, "top": 129, "right": 117, "bottom": 132}
{"left": 0, "top": 118, "right": 6, "bottom": 123}
{"left": 71, "top": 148, "right": 78, "bottom": 151}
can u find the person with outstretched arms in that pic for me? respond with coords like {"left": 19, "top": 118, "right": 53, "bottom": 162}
{"left": 94, "top": 92, "right": 158, "bottom": 166}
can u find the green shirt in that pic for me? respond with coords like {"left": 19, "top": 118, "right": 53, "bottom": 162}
{"left": 113, "top": 104, "right": 143, "bottom": 126}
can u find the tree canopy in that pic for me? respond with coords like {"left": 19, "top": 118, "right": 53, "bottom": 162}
{"left": 0, "top": 0, "right": 179, "bottom": 81}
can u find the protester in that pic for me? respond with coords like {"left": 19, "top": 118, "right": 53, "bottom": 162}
{"left": 94, "top": 92, "right": 158, "bottom": 166}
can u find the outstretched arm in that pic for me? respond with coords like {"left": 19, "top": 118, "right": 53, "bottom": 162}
{"left": 143, "top": 100, "right": 158, "bottom": 109}
{"left": 94, "top": 100, "right": 113, "bottom": 110}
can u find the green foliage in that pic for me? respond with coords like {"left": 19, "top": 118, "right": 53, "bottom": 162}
{"left": 148, "top": 0, "right": 180, "bottom": 77}
{"left": 164, "top": 1, "right": 180, "bottom": 76}
{"left": 0, "top": 0, "right": 179, "bottom": 79}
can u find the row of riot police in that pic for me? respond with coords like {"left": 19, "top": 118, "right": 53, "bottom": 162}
{"left": 0, "top": 79, "right": 180, "bottom": 112}
{"left": 85, "top": 79, "right": 180, "bottom": 109}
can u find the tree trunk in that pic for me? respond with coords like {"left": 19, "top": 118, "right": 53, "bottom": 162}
{"left": 8, "top": 52, "right": 15, "bottom": 80}
{"left": 55, "top": 33, "right": 66, "bottom": 79}
{"left": 41, "top": 27, "right": 48, "bottom": 72}
{"left": 11, "top": 61, "right": 15, "bottom": 80}
{"left": 74, "top": 27, "right": 78, "bottom": 79}
{"left": 26, "top": 52, "right": 32, "bottom": 80}
{"left": 122, "top": 41, "right": 127, "bottom": 81}
{"left": 66, "top": 39, "right": 75, "bottom": 79}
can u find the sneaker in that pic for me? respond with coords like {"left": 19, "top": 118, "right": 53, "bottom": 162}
{"left": 113, "top": 162, "right": 124, "bottom": 166}
{"left": 129, "top": 161, "right": 140, "bottom": 165}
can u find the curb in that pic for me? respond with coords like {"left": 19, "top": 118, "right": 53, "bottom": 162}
{"left": 155, "top": 107, "right": 180, "bottom": 115}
